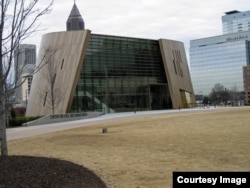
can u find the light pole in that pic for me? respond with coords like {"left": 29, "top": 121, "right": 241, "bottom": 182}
{"left": 26, "top": 89, "right": 28, "bottom": 107}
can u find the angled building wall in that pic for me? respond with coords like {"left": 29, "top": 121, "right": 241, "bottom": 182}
{"left": 159, "top": 39, "right": 195, "bottom": 108}
{"left": 26, "top": 30, "right": 91, "bottom": 116}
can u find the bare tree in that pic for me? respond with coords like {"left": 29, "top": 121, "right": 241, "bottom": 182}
{"left": 231, "top": 85, "right": 238, "bottom": 106}
{"left": 0, "top": 0, "right": 54, "bottom": 156}
{"left": 209, "top": 83, "right": 230, "bottom": 105}
{"left": 39, "top": 47, "right": 64, "bottom": 115}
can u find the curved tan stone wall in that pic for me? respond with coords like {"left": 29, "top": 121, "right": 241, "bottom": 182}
{"left": 26, "top": 30, "right": 91, "bottom": 116}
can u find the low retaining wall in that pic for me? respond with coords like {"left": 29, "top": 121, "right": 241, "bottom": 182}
{"left": 23, "top": 112, "right": 104, "bottom": 126}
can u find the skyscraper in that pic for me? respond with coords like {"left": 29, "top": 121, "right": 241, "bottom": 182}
{"left": 190, "top": 10, "right": 250, "bottom": 105}
{"left": 66, "top": 2, "right": 85, "bottom": 31}
{"left": 222, "top": 10, "right": 250, "bottom": 34}
{"left": 14, "top": 44, "right": 36, "bottom": 105}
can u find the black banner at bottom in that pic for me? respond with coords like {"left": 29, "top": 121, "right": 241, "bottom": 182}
{"left": 173, "top": 172, "right": 250, "bottom": 188}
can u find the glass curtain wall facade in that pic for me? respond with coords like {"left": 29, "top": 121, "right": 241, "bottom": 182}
{"left": 190, "top": 32, "right": 250, "bottom": 98}
{"left": 222, "top": 10, "right": 250, "bottom": 34}
{"left": 71, "top": 34, "right": 172, "bottom": 113}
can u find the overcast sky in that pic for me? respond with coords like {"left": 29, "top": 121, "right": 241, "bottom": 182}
{"left": 24, "top": 0, "right": 250, "bottom": 60}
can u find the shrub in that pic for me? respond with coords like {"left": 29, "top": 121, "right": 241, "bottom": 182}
{"left": 8, "top": 116, "right": 42, "bottom": 127}
{"left": 10, "top": 107, "right": 26, "bottom": 118}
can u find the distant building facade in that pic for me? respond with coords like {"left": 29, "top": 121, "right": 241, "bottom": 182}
{"left": 243, "top": 65, "right": 250, "bottom": 104}
{"left": 14, "top": 44, "right": 36, "bottom": 105}
{"left": 26, "top": 3, "right": 195, "bottom": 116}
{"left": 190, "top": 10, "right": 250, "bottom": 104}
{"left": 222, "top": 10, "right": 250, "bottom": 34}
{"left": 190, "top": 32, "right": 250, "bottom": 96}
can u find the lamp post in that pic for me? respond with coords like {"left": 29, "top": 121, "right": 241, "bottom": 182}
{"left": 26, "top": 89, "right": 28, "bottom": 107}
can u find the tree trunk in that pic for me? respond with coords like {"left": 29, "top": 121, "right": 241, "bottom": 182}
{"left": 0, "top": 0, "right": 53, "bottom": 156}
{"left": 0, "top": 65, "right": 8, "bottom": 156}
{"left": 0, "top": 1, "right": 8, "bottom": 155}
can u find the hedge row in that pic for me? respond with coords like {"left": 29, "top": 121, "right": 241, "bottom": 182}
{"left": 8, "top": 116, "right": 42, "bottom": 127}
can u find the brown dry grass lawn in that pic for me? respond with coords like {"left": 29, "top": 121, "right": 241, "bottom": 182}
{"left": 8, "top": 108, "right": 250, "bottom": 188}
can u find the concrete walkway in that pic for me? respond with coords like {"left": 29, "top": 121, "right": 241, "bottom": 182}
{"left": 7, "top": 106, "right": 246, "bottom": 141}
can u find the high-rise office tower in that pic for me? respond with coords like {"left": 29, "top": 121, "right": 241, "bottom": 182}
{"left": 190, "top": 10, "right": 250, "bottom": 105}
{"left": 14, "top": 44, "right": 36, "bottom": 105}
{"left": 222, "top": 10, "right": 250, "bottom": 34}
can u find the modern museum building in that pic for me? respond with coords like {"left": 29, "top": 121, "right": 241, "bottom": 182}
{"left": 26, "top": 3, "right": 195, "bottom": 116}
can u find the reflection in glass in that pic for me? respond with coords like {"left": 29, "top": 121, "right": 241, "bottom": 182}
{"left": 71, "top": 34, "right": 172, "bottom": 113}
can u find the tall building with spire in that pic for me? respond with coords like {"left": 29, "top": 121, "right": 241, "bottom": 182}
{"left": 66, "top": 2, "right": 85, "bottom": 31}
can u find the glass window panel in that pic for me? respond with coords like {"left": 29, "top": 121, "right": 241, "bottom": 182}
{"left": 71, "top": 34, "right": 171, "bottom": 113}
